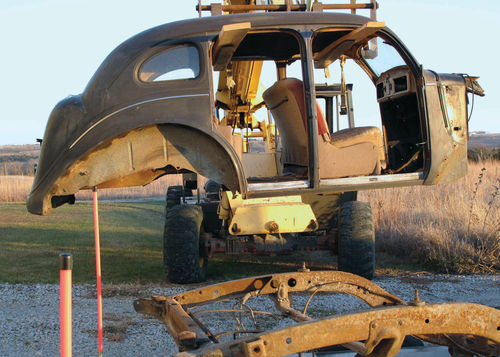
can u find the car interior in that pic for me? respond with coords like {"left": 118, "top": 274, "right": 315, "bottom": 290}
{"left": 212, "top": 26, "right": 425, "bottom": 184}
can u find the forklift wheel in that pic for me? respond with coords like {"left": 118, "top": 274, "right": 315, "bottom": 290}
{"left": 166, "top": 185, "right": 193, "bottom": 209}
{"left": 163, "top": 204, "right": 207, "bottom": 283}
{"left": 337, "top": 201, "right": 375, "bottom": 280}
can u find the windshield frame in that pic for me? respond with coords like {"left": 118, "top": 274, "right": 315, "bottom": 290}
{"left": 354, "top": 29, "right": 421, "bottom": 83}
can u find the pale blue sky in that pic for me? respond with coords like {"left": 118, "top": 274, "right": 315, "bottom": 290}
{"left": 0, "top": 0, "right": 498, "bottom": 145}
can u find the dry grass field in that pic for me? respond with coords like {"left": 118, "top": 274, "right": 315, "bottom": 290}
{"left": 0, "top": 174, "right": 182, "bottom": 203}
{"left": 0, "top": 161, "right": 498, "bottom": 275}
{"left": 0, "top": 175, "right": 34, "bottom": 202}
{"left": 360, "top": 161, "right": 500, "bottom": 274}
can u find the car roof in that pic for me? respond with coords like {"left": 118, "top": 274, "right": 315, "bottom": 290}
{"left": 86, "top": 12, "right": 374, "bottom": 92}
{"left": 138, "top": 11, "right": 371, "bottom": 40}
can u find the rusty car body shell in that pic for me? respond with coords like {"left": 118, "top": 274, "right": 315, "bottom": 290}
{"left": 27, "top": 10, "right": 472, "bottom": 215}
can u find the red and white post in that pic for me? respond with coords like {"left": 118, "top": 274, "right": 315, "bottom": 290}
{"left": 93, "top": 187, "right": 103, "bottom": 356}
{"left": 59, "top": 253, "right": 73, "bottom": 357}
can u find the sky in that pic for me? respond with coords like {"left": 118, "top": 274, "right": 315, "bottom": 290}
{"left": 0, "top": 0, "right": 498, "bottom": 145}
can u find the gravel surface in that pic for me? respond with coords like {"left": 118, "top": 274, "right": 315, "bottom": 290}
{"left": 0, "top": 274, "right": 498, "bottom": 356}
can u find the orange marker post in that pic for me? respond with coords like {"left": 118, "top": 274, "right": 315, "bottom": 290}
{"left": 93, "top": 187, "right": 103, "bottom": 356}
{"left": 59, "top": 253, "right": 73, "bottom": 357}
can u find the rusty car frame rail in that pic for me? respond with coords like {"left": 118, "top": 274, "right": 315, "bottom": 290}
{"left": 134, "top": 270, "right": 500, "bottom": 356}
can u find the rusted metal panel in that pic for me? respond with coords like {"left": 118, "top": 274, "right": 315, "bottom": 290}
{"left": 136, "top": 271, "right": 499, "bottom": 357}
{"left": 422, "top": 70, "right": 469, "bottom": 185}
{"left": 206, "top": 303, "right": 499, "bottom": 357}
{"left": 28, "top": 123, "right": 246, "bottom": 215}
{"left": 171, "top": 271, "right": 404, "bottom": 307}
{"left": 134, "top": 296, "right": 211, "bottom": 351}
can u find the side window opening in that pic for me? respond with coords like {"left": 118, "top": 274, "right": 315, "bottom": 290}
{"left": 139, "top": 44, "right": 200, "bottom": 82}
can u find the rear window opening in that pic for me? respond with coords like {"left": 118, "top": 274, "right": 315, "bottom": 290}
{"left": 138, "top": 44, "right": 200, "bottom": 82}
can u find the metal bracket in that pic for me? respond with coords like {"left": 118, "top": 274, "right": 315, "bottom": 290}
{"left": 364, "top": 319, "right": 406, "bottom": 357}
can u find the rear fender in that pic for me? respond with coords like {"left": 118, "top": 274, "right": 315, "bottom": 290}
{"left": 28, "top": 124, "right": 246, "bottom": 215}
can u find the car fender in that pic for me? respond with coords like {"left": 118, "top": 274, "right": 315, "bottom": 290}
{"left": 28, "top": 96, "right": 246, "bottom": 215}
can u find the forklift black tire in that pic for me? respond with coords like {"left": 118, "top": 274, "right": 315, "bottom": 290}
{"left": 337, "top": 201, "right": 375, "bottom": 280}
{"left": 163, "top": 204, "right": 207, "bottom": 283}
{"left": 166, "top": 199, "right": 178, "bottom": 209}
{"left": 166, "top": 185, "right": 182, "bottom": 208}
{"left": 166, "top": 185, "right": 193, "bottom": 209}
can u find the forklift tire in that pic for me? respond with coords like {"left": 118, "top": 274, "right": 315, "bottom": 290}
{"left": 163, "top": 204, "right": 207, "bottom": 283}
{"left": 166, "top": 185, "right": 193, "bottom": 209}
{"left": 337, "top": 201, "right": 375, "bottom": 280}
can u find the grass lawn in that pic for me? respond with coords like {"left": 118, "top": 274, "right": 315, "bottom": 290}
{"left": 0, "top": 201, "right": 167, "bottom": 284}
{"left": 0, "top": 201, "right": 321, "bottom": 284}
{"left": 0, "top": 201, "right": 429, "bottom": 284}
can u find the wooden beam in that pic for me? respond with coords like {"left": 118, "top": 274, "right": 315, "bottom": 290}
{"left": 314, "top": 21, "right": 385, "bottom": 68}
{"left": 212, "top": 22, "right": 251, "bottom": 71}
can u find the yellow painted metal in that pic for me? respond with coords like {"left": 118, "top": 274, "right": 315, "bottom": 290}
{"left": 229, "top": 204, "right": 318, "bottom": 235}
{"left": 217, "top": 60, "right": 264, "bottom": 132}
{"left": 235, "top": 60, "right": 263, "bottom": 103}
{"left": 219, "top": 192, "right": 318, "bottom": 235}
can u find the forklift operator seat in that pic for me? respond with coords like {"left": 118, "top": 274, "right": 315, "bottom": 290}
{"left": 263, "top": 78, "right": 384, "bottom": 179}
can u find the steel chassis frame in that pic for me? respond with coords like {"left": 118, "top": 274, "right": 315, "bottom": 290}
{"left": 134, "top": 270, "right": 500, "bottom": 357}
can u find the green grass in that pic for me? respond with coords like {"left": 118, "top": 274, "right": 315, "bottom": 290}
{"left": 0, "top": 201, "right": 428, "bottom": 284}
{"left": 0, "top": 201, "right": 319, "bottom": 284}
{"left": 0, "top": 201, "right": 166, "bottom": 283}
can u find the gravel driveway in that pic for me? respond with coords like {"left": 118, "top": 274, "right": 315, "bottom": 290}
{"left": 1, "top": 274, "right": 498, "bottom": 356}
